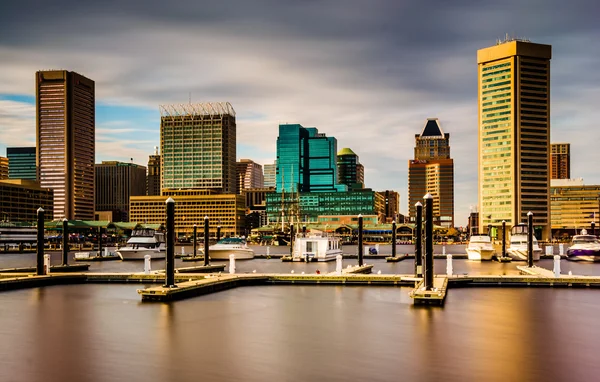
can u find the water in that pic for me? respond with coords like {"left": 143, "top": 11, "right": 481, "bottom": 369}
{"left": 1, "top": 284, "right": 600, "bottom": 382}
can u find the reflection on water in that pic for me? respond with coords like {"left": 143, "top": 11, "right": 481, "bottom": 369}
{"left": 1, "top": 285, "right": 600, "bottom": 381}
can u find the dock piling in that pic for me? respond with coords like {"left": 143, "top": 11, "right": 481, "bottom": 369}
{"left": 266, "top": 246, "right": 270, "bottom": 257}
{"left": 290, "top": 223, "right": 294, "bottom": 256}
{"left": 36, "top": 207, "right": 45, "bottom": 276}
{"left": 502, "top": 220, "right": 506, "bottom": 257}
{"left": 424, "top": 194, "right": 434, "bottom": 290}
{"left": 217, "top": 225, "right": 221, "bottom": 241}
{"left": 229, "top": 254, "right": 236, "bottom": 274}
{"left": 193, "top": 224, "right": 197, "bottom": 258}
{"left": 446, "top": 254, "right": 453, "bottom": 276}
{"left": 43, "top": 254, "right": 51, "bottom": 274}
{"left": 358, "top": 214, "right": 364, "bottom": 266}
{"left": 592, "top": 221, "right": 596, "bottom": 236}
{"left": 527, "top": 211, "right": 534, "bottom": 268}
{"left": 392, "top": 220, "right": 396, "bottom": 258}
{"left": 144, "top": 255, "right": 151, "bottom": 274}
{"left": 553, "top": 255, "right": 561, "bottom": 277}
{"left": 415, "top": 202, "right": 423, "bottom": 277}
{"left": 204, "top": 216, "right": 210, "bottom": 266}
{"left": 336, "top": 254, "right": 342, "bottom": 275}
{"left": 98, "top": 227, "right": 103, "bottom": 258}
{"left": 164, "top": 197, "right": 176, "bottom": 287}
{"left": 62, "top": 218, "right": 68, "bottom": 266}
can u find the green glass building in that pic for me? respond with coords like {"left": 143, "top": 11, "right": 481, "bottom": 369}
{"left": 337, "top": 147, "right": 364, "bottom": 190}
{"left": 7, "top": 147, "right": 36, "bottom": 181}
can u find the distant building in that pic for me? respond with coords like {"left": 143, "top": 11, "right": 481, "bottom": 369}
{"left": 551, "top": 143, "right": 570, "bottom": 180}
{"left": 0, "top": 179, "right": 54, "bottom": 222}
{"left": 550, "top": 178, "right": 600, "bottom": 237}
{"left": 467, "top": 211, "right": 480, "bottom": 236}
{"left": 7, "top": 147, "right": 36, "bottom": 181}
{"left": 147, "top": 147, "right": 161, "bottom": 196}
{"left": 243, "top": 187, "right": 275, "bottom": 228}
{"left": 477, "top": 39, "right": 552, "bottom": 239}
{"left": 263, "top": 162, "right": 276, "bottom": 188}
{"left": 0, "top": 157, "right": 7, "bottom": 180}
{"left": 408, "top": 118, "right": 454, "bottom": 228}
{"left": 36, "top": 70, "right": 95, "bottom": 220}
{"left": 95, "top": 161, "right": 147, "bottom": 222}
{"left": 337, "top": 148, "right": 364, "bottom": 190}
{"left": 276, "top": 124, "right": 347, "bottom": 193}
{"left": 376, "top": 190, "right": 400, "bottom": 223}
{"left": 160, "top": 103, "right": 236, "bottom": 194}
{"left": 236, "top": 159, "right": 264, "bottom": 194}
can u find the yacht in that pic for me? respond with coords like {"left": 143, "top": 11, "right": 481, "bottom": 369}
{"left": 116, "top": 229, "right": 165, "bottom": 260}
{"left": 506, "top": 223, "right": 541, "bottom": 261}
{"left": 204, "top": 237, "right": 255, "bottom": 260}
{"left": 465, "top": 235, "right": 495, "bottom": 261}
{"left": 566, "top": 230, "right": 600, "bottom": 261}
{"left": 292, "top": 233, "right": 343, "bottom": 262}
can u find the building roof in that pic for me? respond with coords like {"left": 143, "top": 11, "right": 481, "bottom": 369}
{"left": 338, "top": 148, "right": 357, "bottom": 156}
{"left": 420, "top": 118, "right": 444, "bottom": 138}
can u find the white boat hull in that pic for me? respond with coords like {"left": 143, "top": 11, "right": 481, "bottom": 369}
{"left": 117, "top": 249, "right": 165, "bottom": 260}
{"left": 506, "top": 248, "right": 541, "bottom": 261}
{"left": 206, "top": 249, "right": 255, "bottom": 260}
{"left": 294, "top": 249, "right": 342, "bottom": 262}
{"left": 466, "top": 248, "right": 495, "bottom": 261}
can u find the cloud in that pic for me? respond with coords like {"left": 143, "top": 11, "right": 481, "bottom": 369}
{"left": 0, "top": 100, "right": 36, "bottom": 150}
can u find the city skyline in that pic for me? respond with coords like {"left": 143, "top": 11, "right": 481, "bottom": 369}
{"left": 1, "top": 1, "right": 599, "bottom": 225}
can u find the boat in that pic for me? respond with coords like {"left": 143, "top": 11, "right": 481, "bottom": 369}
{"left": 506, "top": 223, "right": 541, "bottom": 261}
{"left": 116, "top": 229, "right": 165, "bottom": 260}
{"left": 292, "top": 233, "right": 343, "bottom": 262}
{"left": 204, "top": 237, "right": 255, "bottom": 260}
{"left": 566, "top": 229, "right": 600, "bottom": 261}
{"left": 465, "top": 235, "right": 495, "bottom": 261}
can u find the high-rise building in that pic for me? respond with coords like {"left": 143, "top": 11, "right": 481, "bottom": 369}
{"left": 0, "top": 179, "right": 54, "bottom": 222}
{"left": 337, "top": 148, "right": 365, "bottom": 190}
{"left": 36, "top": 70, "right": 95, "bottom": 220}
{"left": 0, "top": 157, "right": 8, "bottom": 180}
{"left": 550, "top": 178, "right": 600, "bottom": 237}
{"left": 276, "top": 124, "right": 346, "bottom": 193}
{"left": 551, "top": 143, "right": 570, "bottom": 180}
{"left": 236, "top": 159, "right": 264, "bottom": 193}
{"left": 7, "top": 147, "right": 36, "bottom": 181}
{"left": 95, "top": 161, "right": 147, "bottom": 222}
{"left": 159, "top": 103, "right": 236, "bottom": 194}
{"left": 147, "top": 147, "right": 161, "bottom": 196}
{"left": 408, "top": 118, "right": 454, "bottom": 228}
{"left": 376, "top": 190, "right": 400, "bottom": 223}
{"left": 263, "top": 162, "right": 276, "bottom": 188}
{"left": 477, "top": 38, "right": 551, "bottom": 239}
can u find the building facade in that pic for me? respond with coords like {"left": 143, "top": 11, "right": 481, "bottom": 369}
{"left": 477, "top": 39, "right": 552, "bottom": 239}
{"left": 263, "top": 162, "right": 276, "bottom": 188}
{"left": 236, "top": 159, "right": 264, "bottom": 193}
{"left": 377, "top": 190, "right": 400, "bottom": 223}
{"left": 337, "top": 148, "right": 365, "bottom": 190}
{"left": 0, "top": 157, "right": 7, "bottom": 180}
{"left": 550, "top": 179, "right": 600, "bottom": 237}
{"left": 36, "top": 70, "right": 95, "bottom": 220}
{"left": 551, "top": 143, "right": 570, "bottom": 180}
{"left": 7, "top": 147, "right": 36, "bottom": 181}
{"left": 130, "top": 191, "right": 246, "bottom": 237}
{"left": 276, "top": 124, "right": 347, "bottom": 193}
{"left": 0, "top": 179, "right": 54, "bottom": 222}
{"left": 159, "top": 103, "right": 236, "bottom": 194}
{"left": 95, "top": 161, "right": 147, "bottom": 222}
{"left": 147, "top": 147, "right": 161, "bottom": 196}
{"left": 408, "top": 118, "right": 454, "bottom": 228}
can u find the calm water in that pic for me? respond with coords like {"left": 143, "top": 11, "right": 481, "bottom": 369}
{"left": 1, "top": 284, "right": 600, "bottom": 382}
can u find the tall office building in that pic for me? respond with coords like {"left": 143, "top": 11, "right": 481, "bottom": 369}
{"left": 376, "top": 190, "right": 400, "bottom": 222}
{"left": 159, "top": 103, "right": 236, "bottom": 194}
{"left": 551, "top": 143, "right": 570, "bottom": 180}
{"left": 236, "top": 159, "right": 264, "bottom": 194}
{"left": 408, "top": 118, "right": 454, "bottom": 228}
{"left": 276, "top": 123, "right": 346, "bottom": 193}
{"left": 7, "top": 147, "right": 36, "bottom": 180}
{"left": 337, "top": 148, "right": 365, "bottom": 190}
{"left": 477, "top": 38, "right": 551, "bottom": 239}
{"left": 147, "top": 147, "right": 161, "bottom": 196}
{"left": 263, "top": 162, "right": 276, "bottom": 188}
{"left": 36, "top": 70, "right": 95, "bottom": 220}
{"left": 95, "top": 161, "right": 147, "bottom": 222}
{"left": 0, "top": 157, "right": 8, "bottom": 180}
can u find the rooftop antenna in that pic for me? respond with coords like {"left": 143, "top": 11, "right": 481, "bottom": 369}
{"left": 154, "top": 146, "right": 159, "bottom": 155}
{"left": 189, "top": 92, "right": 192, "bottom": 104}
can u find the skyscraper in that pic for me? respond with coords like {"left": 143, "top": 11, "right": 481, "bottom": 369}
{"left": 95, "top": 161, "right": 147, "bottom": 222}
{"left": 337, "top": 148, "right": 365, "bottom": 190}
{"left": 551, "top": 143, "right": 570, "bottom": 180}
{"left": 408, "top": 118, "right": 454, "bottom": 228}
{"left": 477, "top": 38, "right": 551, "bottom": 239}
{"left": 147, "top": 146, "right": 161, "bottom": 196}
{"left": 36, "top": 70, "right": 95, "bottom": 220}
{"left": 263, "top": 162, "right": 276, "bottom": 188}
{"left": 7, "top": 147, "right": 36, "bottom": 181}
{"left": 276, "top": 124, "right": 346, "bottom": 193}
{"left": 159, "top": 103, "right": 236, "bottom": 194}
{"left": 236, "top": 159, "right": 264, "bottom": 193}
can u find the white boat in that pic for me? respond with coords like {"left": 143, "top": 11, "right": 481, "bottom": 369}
{"left": 292, "top": 233, "right": 343, "bottom": 262}
{"left": 506, "top": 223, "right": 541, "bottom": 261}
{"left": 566, "top": 229, "right": 600, "bottom": 262}
{"left": 116, "top": 229, "right": 166, "bottom": 260}
{"left": 466, "top": 235, "right": 495, "bottom": 261}
{"left": 205, "top": 237, "right": 255, "bottom": 260}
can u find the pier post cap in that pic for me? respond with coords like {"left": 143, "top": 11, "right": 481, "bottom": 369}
{"left": 358, "top": 214, "right": 362, "bottom": 218}
{"left": 217, "top": 225, "right": 221, "bottom": 228}
{"left": 415, "top": 202, "right": 422, "bottom": 207}
{"left": 423, "top": 193, "right": 433, "bottom": 200}
{"left": 193, "top": 224, "right": 197, "bottom": 228}
{"left": 392, "top": 220, "right": 396, "bottom": 224}
{"left": 527, "top": 211, "right": 533, "bottom": 216}
{"left": 37, "top": 207, "right": 44, "bottom": 213}
{"left": 204, "top": 216, "right": 209, "bottom": 220}
{"left": 165, "top": 197, "right": 175, "bottom": 204}
{"left": 62, "top": 218, "right": 68, "bottom": 222}
{"left": 502, "top": 220, "right": 506, "bottom": 223}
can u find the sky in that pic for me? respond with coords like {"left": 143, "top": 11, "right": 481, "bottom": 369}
{"left": 1, "top": 0, "right": 599, "bottom": 226}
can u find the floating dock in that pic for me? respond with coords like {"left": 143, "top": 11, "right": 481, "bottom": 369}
{"left": 0, "top": 264, "right": 90, "bottom": 273}
{"left": 409, "top": 277, "right": 448, "bottom": 306}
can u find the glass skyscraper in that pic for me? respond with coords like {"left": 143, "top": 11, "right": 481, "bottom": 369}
{"left": 337, "top": 147, "right": 364, "bottom": 190}
{"left": 7, "top": 147, "right": 36, "bottom": 181}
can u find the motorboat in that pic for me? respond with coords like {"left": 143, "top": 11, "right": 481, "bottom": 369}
{"left": 506, "top": 223, "right": 541, "bottom": 261}
{"left": 566, "top": 230, "right": 600, "bottom": 261}
{"left": 292, "top": 233, "right": 342, "bottom": 262}
{"left": 116, "top": 229, "right": 165, "bottom": 260}
{"left": 465, "top": 235, "right": 495, "bottom": 261}
{"left": 205, "top": 237, "right": 255, "bottom": 260}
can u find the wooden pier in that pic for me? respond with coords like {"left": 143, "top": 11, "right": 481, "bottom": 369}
{"left": 409, "top": 277, "right": 448, "bottom": 306}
